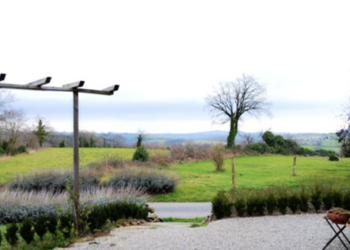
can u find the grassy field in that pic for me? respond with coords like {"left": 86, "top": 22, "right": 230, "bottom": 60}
{"left": 150, "top": 155, "right": 350, "bottom": 202}
{"left": 0, "top": 148, "right": 136, "bottom": 184}
{"left": 1, "top": 149, "right": 350, "bottom": 202}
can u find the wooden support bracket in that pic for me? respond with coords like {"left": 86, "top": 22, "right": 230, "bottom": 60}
{"left": 0, "top": 73, "right": 6, "bottom": 82}
{"left": 27, "top": 77, "right": 51, "bottom": 87}
{"left": 63, "top": 81, "right": 85, "bottom": 89}
{"left": 103, "top": 85, "right": 120, "bottom": 93}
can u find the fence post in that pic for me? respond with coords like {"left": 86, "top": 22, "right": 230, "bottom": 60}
{"left": 232, "top": 157, "right": 236, "bottom": 188}
{"left": 292, "top": 156, "right": 296, "bottom": 176}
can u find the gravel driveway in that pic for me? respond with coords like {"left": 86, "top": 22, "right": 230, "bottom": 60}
{"left": 55, "top": 214, "right": 348, "bottom": 250}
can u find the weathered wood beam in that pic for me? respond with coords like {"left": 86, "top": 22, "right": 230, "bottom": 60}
{"left": 0, "top": 73, "right": 6, "bottom": 82}
{"left": 27, "top": 77, "right": 51, "bottom": 87}
{"left": 103, "top": 85, "right": 120, "bottom": 93}
{"left": 62, "top": 81, "right": 84, "bottom": 89}
{"left": 0, "top": 83, "right": 114, "bottom": 95}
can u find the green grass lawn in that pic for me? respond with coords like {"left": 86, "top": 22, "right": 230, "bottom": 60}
{"left": 2, "top": 149, "right": 350, "bottom": 203}
{"left": 0, "top": 148, "right": 136, "bottom": 184}
{"left": 150, "top": 155, "right": 350, "bottom": 202}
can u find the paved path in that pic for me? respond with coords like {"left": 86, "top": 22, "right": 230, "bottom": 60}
{"left": 147, "top": 202, "right": 212, "bottom": 218}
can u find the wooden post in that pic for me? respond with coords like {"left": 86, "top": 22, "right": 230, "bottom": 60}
{"left": 73, "top": 90, "right": 80, "bottom": 231}
{"left": 292, "top": 156, "right": 296, "bottom": 176}
{"left": 231, "top": 157, "right": 236, "bottom": 188}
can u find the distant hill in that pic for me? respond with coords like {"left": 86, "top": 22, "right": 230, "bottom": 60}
{"left": 50, "top": 130, "right": 341, "bottom": 152}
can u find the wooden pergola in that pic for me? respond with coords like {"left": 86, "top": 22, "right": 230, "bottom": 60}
{"left": 0, "top": 73, "right": 119, "bottom": 231}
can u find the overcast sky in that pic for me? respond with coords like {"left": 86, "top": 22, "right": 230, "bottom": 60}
{"left": 1, "top": 0, "right": 350, "bottom": 134}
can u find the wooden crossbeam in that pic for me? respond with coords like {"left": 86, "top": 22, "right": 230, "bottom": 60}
{"left": 0, "top": 73, "right": 6, "bottom": 82}
{"left": 27, "top": 77, "right": 51, "bottom": 87}
{"left": 62, "top": 81, "right": 85, "bottom": 89}
{"left": 103, "top": 85, "right": 120, "bottom": 92}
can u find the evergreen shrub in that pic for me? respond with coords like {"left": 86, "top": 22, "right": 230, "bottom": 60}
{"left": 132, "top": 146, "right": 149, "bottom": 162}
{"left": 310, "top": 183, "right": 322, "bottom": 212}
{"left": 19, "top": 217, "right": 35, "bottom": 244}
{"left": 234, "top": 197, "right": 246, "bottom": 217}
{"left": 34, "top": 215, "right": 48, "bottom": 240}
{"left": 266, "top": 190, "right": 277, "bottom": 215}
{"left": 105, "top": 174, "right": 175, "bottom": 194}
{"left": 58, "top": 214, "right": 73, "bottom": 239}
{"left": 5, "top": 223, "right": 19, "bottom": 246}
{"left": 211, "top": 191, "right": 233, "bottom": 219}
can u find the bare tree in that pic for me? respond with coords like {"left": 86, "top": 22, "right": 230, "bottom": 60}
{"left": 205, "top": 74, "right": 271, "bottom": 148}
{"left": 242, "top": 133, "right": 254, "bottom": 145}
{"left": 0, "top": 109, "right": 27, "bottom": 149}
{"left": 336, "top": 97, "right": 350, "bottom": 157}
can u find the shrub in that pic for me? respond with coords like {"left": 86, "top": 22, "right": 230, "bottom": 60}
{"left": 245, "top": 143, "right": 270, "bottom": 154}
{"left": 289, "top": 192, "right": 301, "bottom": 213}
{"left": 333, "top": 189, "right": 344, "bottom": 207}
{"left": 9, "top": 172, "right": 100, "bottom": 193}
{"left": 148, "top": 152, "right": 173, "bottom": 168}
{"left": 329, "top": 155, "right": 339, "bottom": 161}
{"left": 322, "top": 189, "right": 333, "bottom": 210}
{"left": 34, "top": 215, "right": 48, "bottom": 240}
{"left": 58, "top": 214, "right": 73, "bottom": 239}
{"left": 234, "top": 197, "right": 246, "bottom": 217}
{"left": 211, "top": 191, "right": 233, "bottom": 219}
{"left": 0, "top": 203, "right": 57, "bottom": 224}
{"left": 132, "top": 146, "right": 149, "bottom": 162}
{"left": 87, "top": 205, "right": 108, "bottom": 232}
{"left": 17, "top": 145, "right": 27, "bottom": 154}
{"left": 310, "top": 183, "right": 322, "bottom": 212}
{"left": 276, "top": 189, "right": 289, "bottom": 215}
{"left": 246, "top": 193, "right": 266, "bottom": 216}
{"left": 87, "top": 155, "right": 125, "bottom": 170}
{"left": 262, "top": 131, "right": 275, "bottom": 147}
{"left": 299, "top": 186, "right": 310, "bottom": 212}
{"left": 105, "top": 174, "right": 175, "bottom": 194}
{"left": 211, "top": 144, "right": 225, "bottom": 171}
{"left": 266, "top": 189, "right": 277, "bottom": 215}
{"left": 343, "top": 190, "right": 350, "bottom": 210}
{"left": 0, "top": 147, "right": 4, "bottom": 155}
{"left": 47, "top": 214, "right": 58, "bottom": 238}
{"left": 19, "top": 217, "right": 35, "bottom": 244}
{"left": 5, "top": 223, "right": 19, "bottom": 246}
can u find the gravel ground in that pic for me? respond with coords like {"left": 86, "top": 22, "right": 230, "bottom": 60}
{"left": 55, "top": 214, "right": 349, "bottom": 250}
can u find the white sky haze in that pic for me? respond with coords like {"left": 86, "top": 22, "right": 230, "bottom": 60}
{"left": 1, "top": 0, "right": 350, "bottom": 134}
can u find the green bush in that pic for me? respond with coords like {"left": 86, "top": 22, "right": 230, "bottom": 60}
{"left": 9, "top": 174, "right": 100, "bottom": 193}
{"left": 333, "top": 189, "right": 343, "bottom": 207}
{"left": 58, "top": 214, "right": 73, "bottom": 239}
{"left": 288, "top": 192, "right": 301, "bottom": 213}
{"left": 132, "top": 146, "right": 149, "bottom": 162}
{"left": 310, "top": 183, "right": 322, "bottom": 212}
{"left": 262, "top": 131, "right": 275, "bottom": 147}
{"left": 246, "top": 194, "right": 266, "bottom": 216}
{"left": 245, "top": 143, "right": 270, "bottom": 154}
{"left": 0, "top": 147, "right": 4, "bottom": 155}
{"left": 343, "top": 190, "right": 350, "bottom": 210}
{"left": 266, "top": 190, "right": 277, "bottom": 215}
{"left": 105, "top": 174, "right": 175, "bottom": 194}
{"left": 329, "top": 155, "right": 339, "bottom": 161}
{"left": 5, "top": 223, "right": 19, "bottom": 246}
{"left": 234, "top": 197, "right": 246, "bottom": 217}
{"left": 322, "top": 189, "right": 333, "bottom": 210}
{"left": 19, "top": 217, "right": 35, "bottom": 244}
{"left": 87, "top": 205, "right": 108, "bottom": 232}
{"left": 47, "top": 214, "right": 58, "bottom": 238}
{"left": 299, "top": 186, "right": 310, "bottom": 212}
{"left": 276, "top": 189, "right": 289, "bottom": 215}
{"left": 34, "top": 215, "right": 48, "bottom": 240}
{"left": 211, "top": 144, "right": 225, "bottom": 171}
{"left": 211, "top": 191, "right": 233, "bottom": 219}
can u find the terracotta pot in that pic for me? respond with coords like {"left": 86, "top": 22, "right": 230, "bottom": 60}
{"left": 327, "top": 211, "right": 349, "bottom": 224}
